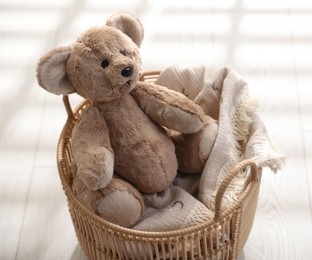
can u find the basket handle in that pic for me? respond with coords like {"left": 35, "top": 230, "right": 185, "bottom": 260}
{"left": 214, "top": 159, "right": 258, "bottom": 221}
{"left": 62, "top": 95, "right": 74, "bottom": 120}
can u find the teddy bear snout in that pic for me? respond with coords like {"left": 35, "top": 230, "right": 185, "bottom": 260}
{"left": 121, "top": 66, "right": 133, "bottom": 78}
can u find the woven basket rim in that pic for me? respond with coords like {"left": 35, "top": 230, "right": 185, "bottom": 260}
{"left": 56, "top": 71, "right": 261, "bottom": 239}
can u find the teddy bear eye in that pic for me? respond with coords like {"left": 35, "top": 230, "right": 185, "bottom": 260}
{"left": 120, "top": 50, "right": 127, "bottom": 56}
{"left": 101, "top": 59, "right": 109, "bottom": 68}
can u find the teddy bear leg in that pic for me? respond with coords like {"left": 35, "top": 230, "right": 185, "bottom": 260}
{"left": 172, "top": 120, "right": 218, "bottom": 173}
{"left": 73, "top": 177, "right": 144, "bottom": 228}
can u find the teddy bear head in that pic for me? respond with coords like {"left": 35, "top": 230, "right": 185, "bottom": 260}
{"left": 37, "top": 12, "right": 144, "bottom": 102}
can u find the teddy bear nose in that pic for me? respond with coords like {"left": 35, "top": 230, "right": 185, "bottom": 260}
{"left": 121, "top": 66, "right": 133, "bottom": 77}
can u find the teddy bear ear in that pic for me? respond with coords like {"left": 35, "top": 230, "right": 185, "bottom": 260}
{"left": 106, "top": 12, "right": 144, "bottom": 48}
{"left": 36, "top": 46, "right": 75, "bottom": 95}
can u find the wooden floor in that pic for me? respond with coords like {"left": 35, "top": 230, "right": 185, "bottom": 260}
{"left": 1, "top": 0, "right": 311, "bottom": 259}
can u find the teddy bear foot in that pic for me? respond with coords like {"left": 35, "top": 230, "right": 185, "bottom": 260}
{"left": 95, "top": 178, "right": 144, "bottom": 227}
{"left": 173, "top": 119, "right": 218, "bottom": 173}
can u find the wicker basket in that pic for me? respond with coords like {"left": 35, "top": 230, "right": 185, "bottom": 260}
{"left": 57, "top": 72, "right": 262, "bottom": 260}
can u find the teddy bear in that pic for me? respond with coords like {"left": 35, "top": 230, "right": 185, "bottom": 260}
{"left": 36, "top": 12, "right": 218, "bottom": 228}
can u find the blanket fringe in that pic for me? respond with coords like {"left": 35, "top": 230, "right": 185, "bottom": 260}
{"left": 214, "top": 88, "right": 258, "bottom": 209}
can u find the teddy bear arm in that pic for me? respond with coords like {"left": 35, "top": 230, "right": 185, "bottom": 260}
{"left": 133, "top": 82, "right": 215, "bottom": 133}
{"left": 72, "top": 106, "right": 114, "bottom": 191}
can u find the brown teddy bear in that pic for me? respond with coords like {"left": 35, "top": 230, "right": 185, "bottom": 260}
{"left": 36, "top": 12, "right": 218, "bottom": 228}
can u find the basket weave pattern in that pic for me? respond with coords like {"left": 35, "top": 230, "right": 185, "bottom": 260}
{"left": 57, "top": 72, "right": 261, "bottom": 260}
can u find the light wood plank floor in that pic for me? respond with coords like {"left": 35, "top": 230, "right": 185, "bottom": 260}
{"left": 1, "top": 1, "right": 311, "bottom": 259}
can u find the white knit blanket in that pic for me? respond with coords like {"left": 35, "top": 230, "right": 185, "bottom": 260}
{"left": 156, "top": 63, "right": 284, "bottom": 210}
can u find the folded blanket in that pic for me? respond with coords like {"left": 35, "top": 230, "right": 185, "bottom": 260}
{"left": 156, "top": 63, "right": 284, "bottom": 210}
{"left": 134, "top": 186, "right": 213, "bottom": 232}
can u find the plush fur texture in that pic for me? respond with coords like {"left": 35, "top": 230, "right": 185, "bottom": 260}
{"left": 106, "top": 12, "right": 144, "bottom": 48}
{"left": 72, "top": 106, "right": 114, "bottom": 190}
{"left": 36, "top": 12, "right": 217, "bottom": 228}
{"left": 37, "top": 46, "right": 74, "bottom": 95}
{"left": 94, "top": 94, "right": 177, "bottom": 193}
{"left": 172, "top": 121, "right": 218, "bottom": 173}
{"left": 72, "top": 174, "right": 144, "bottom": 227}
